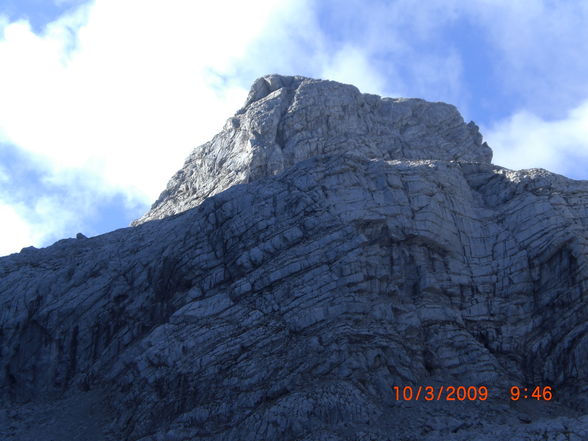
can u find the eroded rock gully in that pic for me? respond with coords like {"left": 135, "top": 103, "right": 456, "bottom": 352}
{"left": 1, "top": 75, "right": 588, "bottom": 440}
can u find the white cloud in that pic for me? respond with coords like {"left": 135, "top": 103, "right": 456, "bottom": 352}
{"left": 6, "top": 0, "right": 299, "bottom": 187}
{"left": 0, "top": 195, "right": 83, "bottom": 256}
{"left": 0, "top": 173, "right": 105, "bottom": 256}
{"left": 320, "top": 45, "right": 391, "bottom": 96}
{"left": 462, "top": 0, "right": 588, "bottom": 117}
{"left": 0, "top": 0, "right": 294, "bottom": 255}
{"left": 0, "top": 1, "right": 287, "bottom": 204}
{"left": 237, "top": 0, "right": 466, "bottom": 103}
{"left": 0, "top": 202, "right": 37, "bottom": 256}
{"left": 484, "top": 100, "right": 588, "bottom": 177}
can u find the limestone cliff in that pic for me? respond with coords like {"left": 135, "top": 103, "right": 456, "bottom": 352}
{"left": 1, "top": 75, "right": 588, "bottom": 441}
{"left": 132, "top": 75, "right": 491, "bottom": 225}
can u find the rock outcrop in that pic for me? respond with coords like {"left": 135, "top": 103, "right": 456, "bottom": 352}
{"left": 1, "top": 75, "right": 588, "bottom": 441}
{"left": 132, "top": 75, "right": 491, "bottom": 225}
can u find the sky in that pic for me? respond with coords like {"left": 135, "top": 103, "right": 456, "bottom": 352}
{"left": 0, "top": 0, "right": 587, "bottom": 256}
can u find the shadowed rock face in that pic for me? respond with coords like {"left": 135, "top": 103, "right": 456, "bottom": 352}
{"left": 2, "top": 75, "right": 588, "bottom": 441}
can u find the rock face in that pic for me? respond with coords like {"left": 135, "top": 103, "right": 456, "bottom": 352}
{"left": 132, "top": 75, "right": 492, "bottom": 225}
{"left": 2, "top": 75, "right": 588, "bottom": 441}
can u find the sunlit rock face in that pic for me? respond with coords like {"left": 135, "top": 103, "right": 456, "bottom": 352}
{"left": 132, "top": 74, "right": 492, "bottom": 225}
{"left": 2, "top": 75, "right": 588, "bottom": 441}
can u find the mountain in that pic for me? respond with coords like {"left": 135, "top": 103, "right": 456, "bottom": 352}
{"left": 133, "top": 75, "right": 491, "bottom": 225}
{"left": 2, "top": 75, "right": 588, "bottom": 441}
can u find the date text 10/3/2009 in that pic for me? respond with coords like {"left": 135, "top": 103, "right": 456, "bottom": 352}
{"left": 392, "top": 386, "right": 553, "bottom": 402}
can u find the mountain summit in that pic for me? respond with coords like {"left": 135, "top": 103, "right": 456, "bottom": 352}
{"left": 133, "top": 74, "right": 491, "bottom": 225}
{"left": 2, "top": 76, "right": 588, "bottom": 440}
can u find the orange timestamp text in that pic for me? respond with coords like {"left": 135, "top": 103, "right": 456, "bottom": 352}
{"left": 509, "top": 386, "right": 552, "bottom": 401}
{"left": 393, "top": 385, "right": 489, "bottom": 401}
{"left": 392, "top": 385, "right": 553, "bottom": 401}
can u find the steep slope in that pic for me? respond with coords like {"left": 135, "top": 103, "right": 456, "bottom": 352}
{"left": 1, "top": 76, "right": 588, "bottom": 441}
{"left": 132, "top": 74, "right": 491, "bottom": 225}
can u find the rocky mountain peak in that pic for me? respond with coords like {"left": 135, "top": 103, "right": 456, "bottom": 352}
{"left": 132, "top": 74, "right": 492, "bottom": 225}
{"left": 4, "top": 75, "right": 588, "bottom": 441}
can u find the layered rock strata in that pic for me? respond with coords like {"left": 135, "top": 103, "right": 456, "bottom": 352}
{"left": 132, "top": 75, "right": 491, "bottom": 225}
{"left": 1, "top": 75, "right": 588, "bottom": 441}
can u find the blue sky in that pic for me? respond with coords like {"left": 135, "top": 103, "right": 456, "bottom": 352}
{"left": 1, "top": 0, "right": 587, "bottom": 256}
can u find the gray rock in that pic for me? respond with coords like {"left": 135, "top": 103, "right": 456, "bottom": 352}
{"left": 1, "top": 75, "right": 587, "bottom": 440}
{"left": 132, "top": 74, "right": 491, "bottom": 226}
